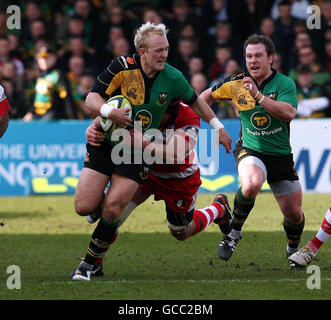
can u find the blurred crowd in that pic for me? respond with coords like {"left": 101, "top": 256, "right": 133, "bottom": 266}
{"left": 0, "top": 0, "right": 331, "bottom": 120}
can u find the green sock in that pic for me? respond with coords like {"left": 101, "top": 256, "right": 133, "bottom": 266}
{"left": 283, "top": 214, "right": 305, "bottom": 249}
{"left": 84, "top": 217, "right": 120, "bottom": 265}
{"left": 232, "top": 187, "right": 255, "bottom": 231}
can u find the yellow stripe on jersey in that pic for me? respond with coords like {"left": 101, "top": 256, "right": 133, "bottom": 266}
{"left": 106, "top": 69, "right": 145, "bottom": 106}
{"left": 211, "top": 76, "right": 256, "bottom": 111}
{"left": 105, "top": 71, "right": 122, "bottom": 96}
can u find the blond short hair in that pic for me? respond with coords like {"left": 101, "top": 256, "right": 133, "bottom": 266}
{"left": 134, "top": 22, "right": 168, "bottom": 52}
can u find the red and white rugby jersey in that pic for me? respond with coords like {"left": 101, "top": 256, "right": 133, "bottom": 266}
{"left": 151, "top": 102, "right": 200, "bottom": 179}
{"left": 0, "top": 85, "right": 11, "bottom": 117}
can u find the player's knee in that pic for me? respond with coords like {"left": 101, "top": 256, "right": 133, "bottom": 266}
{"left": 284, "top": 207, "right": 303, "bottom": 224}
{"left": 170, "top": 228, "right": 190, "bottom": 241}
{"left": 102, "top": 200, "right": 122, "bottom": 221}
{"left": 241, "top": 180, "right": 262, "bottom": 198}
{"left": 74, "top": 199, "right": 98, "bottom": 216}
{"left": 168, "top": 220, "right": 194, "bottom": 241}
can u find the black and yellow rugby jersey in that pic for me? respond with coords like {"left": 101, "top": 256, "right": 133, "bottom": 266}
{"left": 211, "top": 70, "right": 298, "bottom": 155}
{"left": 91, "top": 54, "right": 197, "bottom": 135}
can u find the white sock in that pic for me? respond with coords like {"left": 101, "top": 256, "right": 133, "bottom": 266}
{"left": 80, "top": 260, "right": 93, "bottom": 270}
{"left": 287, "top": 244, "right": 298, "bottom": 254}
{"left": 230, "top": 229, "right": 242, "bottom": 239}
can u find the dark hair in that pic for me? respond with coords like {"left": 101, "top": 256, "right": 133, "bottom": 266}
{"left": 297, "top": 63, "right": 313, "bottom": 74}
{"left": 244, "top": 34, "right": 275, "bottom": 57}
{"left": 279, "top": 0, "right": 291, "bottom": 7}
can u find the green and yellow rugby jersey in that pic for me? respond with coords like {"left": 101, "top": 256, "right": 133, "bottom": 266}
{"left": 211, "top": 70, "right": 298, "bottom": 155}
{"left": 34, "top": 69, "right": 69, "bottom": 116}
{"left": 91, "top": 54, "right": 197, "bottom": 144}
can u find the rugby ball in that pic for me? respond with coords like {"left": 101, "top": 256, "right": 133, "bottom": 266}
{"left": 100, "top": 95, "right": 132, "bottom": 131}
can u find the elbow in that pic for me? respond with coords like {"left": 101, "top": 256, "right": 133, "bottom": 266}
{"left": 287, "top": 107, "right": 297, "bottom": 121}
{"left": 85, "top": 92, "right": 93, "bottom": 108}
{"left": 199, "top": 89, "right": 214, "bottom": 106}
{"left": 279, "top": 105, "right": 296, "bottom": 122}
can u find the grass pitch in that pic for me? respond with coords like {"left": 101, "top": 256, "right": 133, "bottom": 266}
{"left": 0, "top": 193, "right": 330, "bottom": 301}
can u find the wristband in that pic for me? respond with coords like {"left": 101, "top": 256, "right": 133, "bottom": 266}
{"left": 258, "top": 95, "right": 265, "bottom": 104}
{"left": 100, "top": 103, "right": 114, "bottom": 118}
{"left": 209, "top": 117, "right": 224, "bottom": 130}
{"left": 253, "top": 90, "right": 260, "bottom": 99}
{"left": 254, "top": 92, "right": 263, "bottom": 102}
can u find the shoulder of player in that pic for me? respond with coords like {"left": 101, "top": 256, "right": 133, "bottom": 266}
{"left": 274, "top": 71, "right": 295, "bottom": 84}
{"left": 107, "top": 54, "right": 138, "bottom": 74}
{"left": 162, "top": 63, "right": 186, "bottom": 80}
{"left": 42, "top": 69, "right": 62, "bottom": 83}
{"left": 273, "top": 72, "right": 296, "bottom": 90}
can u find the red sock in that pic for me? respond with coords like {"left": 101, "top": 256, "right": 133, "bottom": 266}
{"left": 309, "top": 237, "right": 323, "bottom": 252}
{"left": 193, "top": 203, "right": 224, "bottom": 235}
{"left": 307, "top": 210, "right": 331, "bottom": 253}
{"left": 213, "top": 202, "right": 225, "bottom": 219}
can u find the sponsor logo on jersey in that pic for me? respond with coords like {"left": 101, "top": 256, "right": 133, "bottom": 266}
{"left": 251, "top": 112, "right": 271, "bottom": 130}
{"left": 127, "top": 87, "right": 137, "bottom": 99}
{"left": 84, "top": 152, "right": 90, "bottom": 163}
{"left": 266, "top": 92, "right": 277, "bottom": 100}
{"left": 238, "top": 94, "right": 247, "bottom": 105}
{"left": 134, "top": 110, "right": 152, "bottom": 130}
{"left": 157, "top": 92, "right": 168, "bottom": 106}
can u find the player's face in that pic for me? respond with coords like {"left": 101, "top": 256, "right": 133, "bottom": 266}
{"left": 141, "top": 33, "right": 169, "bottom": 76}
{"left": 245, "top": 43, "right": 273, "bottom": 81}
{"left": 37, "top": 57, "right": 47, "bottom": 71}
{"left": 298, "top": 72, "right": 313, "bottom": 87}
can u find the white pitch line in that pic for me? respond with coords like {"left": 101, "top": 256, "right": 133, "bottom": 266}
{"left": 41, "top": 278, "right": 331, "bottom": 285}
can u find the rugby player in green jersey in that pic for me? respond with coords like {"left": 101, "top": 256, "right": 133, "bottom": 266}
{"left": 71, "top": 22, "right": 232, "bottom": 280}
{"left": 201, "top": 34, "right": 305, "bottom": 270}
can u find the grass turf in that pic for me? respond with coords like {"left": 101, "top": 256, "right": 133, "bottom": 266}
{"left": 0, "top": 193, "right": 330, "bottom": 301}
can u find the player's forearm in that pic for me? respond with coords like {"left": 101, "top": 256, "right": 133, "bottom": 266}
{"left": 144, "top": 133, "right": 192, "bottom": 163}
{"left": 191, "top": 96, "right": 217, "bottom": 123}
{"left": 85, "top": 92, "right": 106, "bottom": 117}
{"left": 259, "top": 96, "right": 296, "bottom": 122}
{"left": 144, "top": 140, "right": 180, "bottom": 163}
{"left": 92, "top": 116, "right": 102, "bottom": 130}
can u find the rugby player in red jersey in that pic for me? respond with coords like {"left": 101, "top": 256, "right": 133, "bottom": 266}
{"left": 0, "top": 84, "right": 11, "bottom": 138}
{"left": 76, "top": 102, "right": 233, "bottom": 278}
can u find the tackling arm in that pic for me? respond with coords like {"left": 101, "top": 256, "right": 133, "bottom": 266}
{"left": 85, "top": 116, "right": 106, "bottom": 147}
{"left": 132, "top": 128, "right": 196, "bottom": 163}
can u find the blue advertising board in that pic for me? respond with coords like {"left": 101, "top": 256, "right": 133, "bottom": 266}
{"left": 0, "top": 120, "right": 89, "bottom": 196}
{"left": 0, "top": 119, "right": 330, "bottom": 196}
